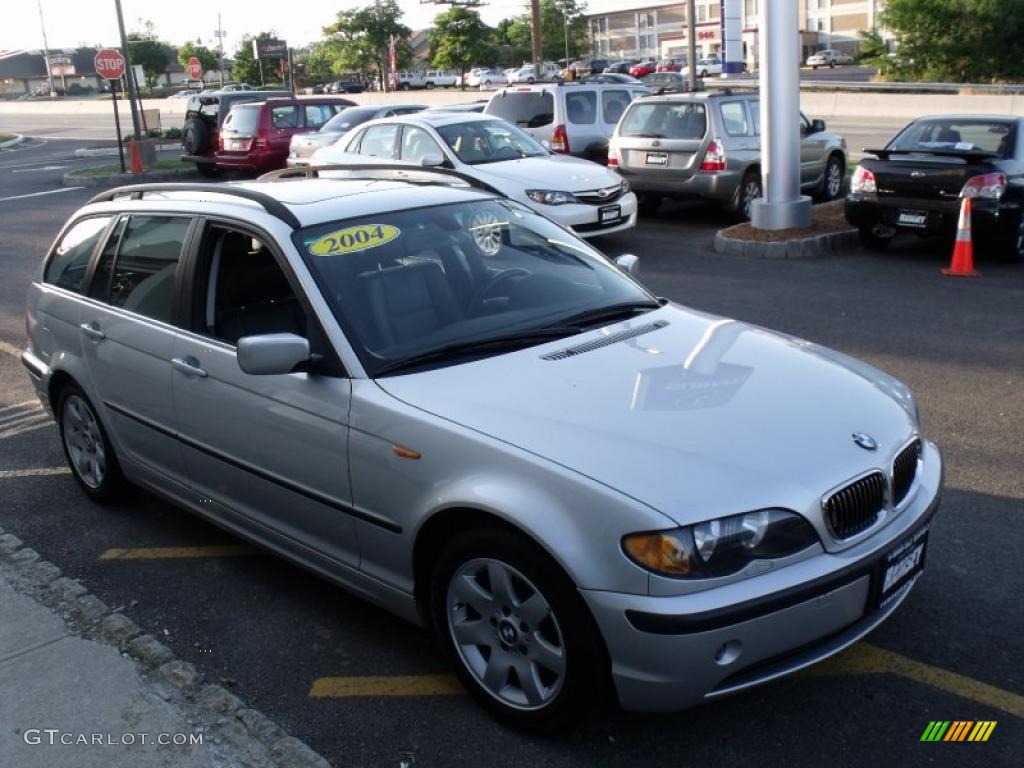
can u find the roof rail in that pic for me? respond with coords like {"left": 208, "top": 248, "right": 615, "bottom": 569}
{"left": 87, "top": 183, "right": 301, "bottom": 229}
{"left": 258, "top": 163, "right": 505, "bottom": 197}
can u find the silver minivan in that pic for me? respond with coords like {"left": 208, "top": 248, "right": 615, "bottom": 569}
{"left": 608, "top": 90, "right": 848, "bottom": 218}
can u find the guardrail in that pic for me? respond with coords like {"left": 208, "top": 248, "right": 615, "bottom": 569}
{"left": 703, "top": 77, "right": 1024, "bottom": 95}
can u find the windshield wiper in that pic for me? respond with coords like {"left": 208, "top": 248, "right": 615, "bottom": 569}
{"left": 374, "top": 326, "right": 582, "bottom": 376}
{"left": 549, "top": 300, "right": 662, "bottom": 329}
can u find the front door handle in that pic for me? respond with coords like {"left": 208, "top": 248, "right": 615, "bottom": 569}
{"left": 171, "top": 356, "right": 208, "bottom": 378}
{"left": 79, "top": 321, "right": 105, "bottom": 341}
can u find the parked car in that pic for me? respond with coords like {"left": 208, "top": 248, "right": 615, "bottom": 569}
{"left": 423, "top": 101, "right": 489, "bottom": 114}
{"left": 215, "top": 96, "right": 355, "bottom": 173}
{"left": 845, "top": 115, "right": 1024, "bottom": 259}
{"left": 682, "top": 57, "right": 724, "bottom": 78}
{"left": 629, "top": 60, "right": 658, "bottom": 78}
{"left": 608, "top": 90, "right": 847, "bottom": 218}
{"left": 467, "top": 69, "right": 509, "bottom": 88}
{"left": 395, "top": 71, "right": 428, "bottom": 90}
{"left": 180, "top": 89, "right": 291, "bottom": 177}
{"left": 508, "top": 63, "right": 561, "bottom": 84}
{"left": 603, "top": 60, "right": 639, "bottom": 75}
{"left": 641, "top": 71, "right": 687, "bottom": 88}
{"left": 23, "top": 171, "right": 941, "bottom": 729}
{"left": 312, "top": 113, "right": 637, "bottom": 237}
{"left": 220, "top": 82, "right": 256, "bottom": 92}
{"left": 424, "top": 70, "right": 459, "bottom": 89}
{"left": 327, "top": 78, "right": 367, "bottom": 94}
{"left": 806, "top": 49, "right": 854, "bottom": 69}
{"left": 583, "top": 73, "right": 642, "bottom": 85}
{"left": 485, "top": 81, "right": 650, "bottom": 162}
{"left": 288, "top": 103, "right": 426, "bottom": 166}
{"left": 656, "top": 58, "right": 686, "bottom": 73}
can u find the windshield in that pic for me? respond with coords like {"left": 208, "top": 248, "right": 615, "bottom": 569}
{"left": 321, "top": 107, "right": 378, "bottom": 133}
{"left": 486, "top": 92, "right": 554, "bottom": 128}
{"left": 437, "top": 120, "right": 548, "bottom": 164}
{"left": 293, "top": 199, "right": 655, "bottom": 376}
{"left": 888, "top": 119, "right": 1014, "bottom": 156}
{"left": 621, "top": 102, "right": 706, "bottom": 139}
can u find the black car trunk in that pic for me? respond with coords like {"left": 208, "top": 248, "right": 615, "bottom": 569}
{"left": 862, "top": 151, "right": 995, "bottom": 202}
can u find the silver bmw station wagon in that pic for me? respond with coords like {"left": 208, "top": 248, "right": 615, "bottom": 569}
{"left": 21, "top": 173, "right": 941, "bottom": 730}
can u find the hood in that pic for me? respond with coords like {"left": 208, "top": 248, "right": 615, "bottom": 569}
{"left": 474, "top": 155, "right": 622, "bottom": 193}
{"left": 376, "top": 305, "right": 918, "bottom": 524}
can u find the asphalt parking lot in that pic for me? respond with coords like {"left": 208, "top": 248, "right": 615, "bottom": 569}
{"left": 0, "top": 137, "right": 1021, "bottom": 767}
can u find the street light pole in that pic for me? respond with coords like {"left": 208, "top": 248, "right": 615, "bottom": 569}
{"left": 686, "top": 0, "right": 697, "bottom": 90}
{"left": 214, "top": 12, "right": 226, "bottom": 87}
{"left": 36, "top": 0, "right": 57, "bottom": 99}
{"left": 113, "top": 0, "right": 142, "bottom": 139}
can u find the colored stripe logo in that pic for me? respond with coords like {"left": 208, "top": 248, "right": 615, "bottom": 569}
{"left": 921, "top": 721, "right": 997, "bottom": 742}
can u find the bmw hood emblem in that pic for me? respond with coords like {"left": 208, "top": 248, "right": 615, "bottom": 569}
{"left": 852, "top": 432, "right": 878, "bottom": 451}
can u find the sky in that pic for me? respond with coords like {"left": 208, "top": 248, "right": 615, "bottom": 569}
{"left": 3, "top": 1, "right": 668, "bottom": 56}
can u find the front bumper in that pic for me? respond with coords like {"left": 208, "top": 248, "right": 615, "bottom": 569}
{"left": 535, "top": 192, "right": 638, "bottom": 238}
{"left": 21, "top": 348, "right": 53, "bottom": 413}
{"left": 582, "top": 439, "right": 942, "bottom": 712}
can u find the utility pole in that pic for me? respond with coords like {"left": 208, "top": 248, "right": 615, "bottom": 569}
{"left": 529, "top": 0, "right": 543, "bottom": 78}
{"left": 214, "top": 13, "right": 226, "bottom": 86}
{"left": 686, "top": 0, "right": 697, "bottom": 90}
{"left": 113, "top": 0, "right": 141, "bottom": 139}
{"left": 36, "top": 0, "right": 57, "bottom": 99}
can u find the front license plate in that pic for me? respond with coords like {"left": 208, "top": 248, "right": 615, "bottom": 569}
{"left": 898, "top": 210, "right": 928, "bottom": 228}
{"left": 645, "top": 152, "right": 668, "bottom": 166}
{"left": 599, "top": 205, "right": 621, "bottom": 224}
{"left": 876, "top": 525, "right": 929, "bottom": 610}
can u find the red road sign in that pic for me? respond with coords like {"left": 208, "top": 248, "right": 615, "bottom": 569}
{"left": 186, "top": 56, "right": 203, "bottom": 81}
{"left": 94, "top": 49, "right": 126, "bottom": 80}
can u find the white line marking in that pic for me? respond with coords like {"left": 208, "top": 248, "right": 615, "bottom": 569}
{"left": 0, "top": 410, "right": 45, "bottom": 429}
{"left": 0, "top": 400, "right": 38, "bottom": 414}
{"left": 12, "top": 166, "right": 68, "bottom": 173}
{"left": 0, "top": 467, "right": 71, "bottom": 480}
{"left": 0, "top": 418, "right": 53, "bottom": 440}
{"left": 0, "top": 340, "right": 23, "bottom": 358}
{"left": 0, "top": 187, "right": 83, "bottom": 203}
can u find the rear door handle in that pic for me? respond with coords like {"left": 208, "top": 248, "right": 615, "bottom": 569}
{"left": 79, "top": 321, "right": 105, "bottom": 341}
{"left": 171, "top": 356, "right": 208, "bottom": 378}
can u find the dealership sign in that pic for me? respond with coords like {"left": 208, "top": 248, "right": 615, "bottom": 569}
{"left": 252, "top": 39, "right": 288, "bottom": 59}
{"left": 47, "top": 54, "right": 75, "bottom": 76}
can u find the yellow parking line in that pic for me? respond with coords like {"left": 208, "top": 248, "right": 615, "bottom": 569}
{"left": 0, "top": 467, "right": 71, "bottom": 479}
{"left": 804, "top": 643, "right": 1024, "bottom": 719}
{"left": 309, "top": 675, "right": 464, "bottom": 699}
{"left": 99, "top": 545, "right": 260, "bottom": 560}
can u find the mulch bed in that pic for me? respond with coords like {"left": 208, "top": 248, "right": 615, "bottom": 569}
{"left": 720, "top": 200, "right": 854, "bottom": 242}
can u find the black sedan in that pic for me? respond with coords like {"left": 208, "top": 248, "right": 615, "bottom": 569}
{"left": 845, "top": 115, "right": 1024, "bottom": 260}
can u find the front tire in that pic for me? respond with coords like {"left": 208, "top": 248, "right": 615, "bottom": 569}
{"left": 57, "top": 384, "right": 127, "bottom": 502}
{"left": 430, "top": 527, "right": 606, "bottom": 731}
{"left": 819, "top": 153, "right": 845, "bottom": 201}
{"left": 637, "top": 193, "right": 662, "bottom": 216}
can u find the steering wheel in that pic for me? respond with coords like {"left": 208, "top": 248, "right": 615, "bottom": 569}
{"left": 468, "top": 268, "right": 530, "bottom": 315}
{"left": 490, "top": 145, "right": 521, "bottom": 161}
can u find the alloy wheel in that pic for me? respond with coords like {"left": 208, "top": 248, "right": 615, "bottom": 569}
{"left": 62, "top": 394, "right": 106, "bottom": 489}
{"left": 826, "top": 157, "right": 843, "bottom": 199}
{"left": 446, "top": 558, "right": 566, "bottom": 710}
{"left": 468, "top": 211, "right": 503, "bottom": 255}
{"left": 742, "top": 177, "right": 762, "bottom": 220}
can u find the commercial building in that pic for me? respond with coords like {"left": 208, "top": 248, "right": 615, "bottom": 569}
{"left": 587, "top": 0, "right": 888, "bottom": 69}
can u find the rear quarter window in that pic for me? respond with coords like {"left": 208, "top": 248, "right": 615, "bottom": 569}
{"left": 719, "top": 101, "right": 749, "bottom": 136}
{"left": 44, "top": 216, "right": 112, "bottom": 293}
{"left": 486, "top": 92, "right": 554, "bottom": 128}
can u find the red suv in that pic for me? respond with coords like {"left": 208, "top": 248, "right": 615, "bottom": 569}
{"left": 214, "top": 97, "right": 355, "bottom": 173}
{"left": 629, "top": 60, "right": 657, "bottom": 78}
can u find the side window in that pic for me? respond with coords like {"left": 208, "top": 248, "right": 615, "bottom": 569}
{"left": 106, "top": 216, "right": 191, "bottom": 323}
{"left": 44, "top": 216, "right": 111, "bottom": 293}
{"left": 88, "top": 217, "right": 127, "bottom": 300}
{"left": 602, "top": 89, "right": 630, "bottom": 124}
{"left": 271, "top": 105, "right": 299, "bottom": 128}
{"left": 197, "top": 226, "right": 307, "bottom": 346}
{"left": 565, "top": 91, "right": 597, "bottom": 125}
{"left": 400, "top": 125, "right": 443, "bottom": 164}
{"left": 799, "top": 113, "right": 811, "bottom": 134}
{"left": 304, "top": 104, "right": 335, "bottom": 128}
{"left": 749, "top": 100, "right": 761, "bottom": 135}
{"left": 358, "top": 124, "right": 400, "bottom": 158}
{"left": 720, "top": 101, "right": 749, "bottom": 136}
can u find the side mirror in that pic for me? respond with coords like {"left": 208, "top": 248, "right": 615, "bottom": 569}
{"left": 237, "top": 333, "right": 310, "bottom": 376}
{"left": 419, "top": 152, "right": 445, "bottom": 167}
{"left": 811, "top": 118, "right": 826, "bottom": 134}
{"left": 615, "top": 253, "right": 640, "bottom": 277}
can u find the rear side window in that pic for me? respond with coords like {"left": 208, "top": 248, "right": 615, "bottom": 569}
{"left": 101, "top": 216, "right": 192, "bottom": 323}
{"left": 305, "top": 104, "right": 337, "bottom": 128}
{"left": 602, "top": 90, "right": 631, "bottom": 124}
{"left": 44, "top": 216, "right": 111, "bottom": 293}
{"left": 487, "top": 92, "right": 554, "bottom": 128}
{"left": 271, "top": 105, "right": 299, "bottom": 128}
{"left": 620, "top": 103, "right": 706, "bottom": 140}
{"left": 565, "top": 91, "right": 597, "bottom": 125}
{"left": 357, "top": 124, "right": 399, "bottom": 158}
{"left": 720, "top": 101, "right": 749, "bottom": 136}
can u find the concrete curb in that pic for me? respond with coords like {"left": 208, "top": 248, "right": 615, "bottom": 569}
{"left": 74, "top": 142, "right": 180, "bottom": 158}
{"left": 0, "top": 134, "right": 25, "bottom": 149}
{"left": 713, "top": 228, "right": 858, "bottom": 259}
{"left": 63, "top": 167, "right": 200, "bottom": 188}
{"left": 0, "top": 525, "right": 333, "bottom": 768}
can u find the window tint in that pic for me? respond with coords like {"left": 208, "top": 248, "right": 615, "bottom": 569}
{"left": 565, "top": 91, "right": 597, "bottom": 125}
{"left": 620, "top": 102, "right": 706, "bottom": 139}
{"left": 44, "top": 216, "right": 111, "bottom": 293}
{"left": 89, "top": 217, "right": 126, "bottom": 299}
{"left": 106, "top": 216, "right": 191, "bottom": 323}
{"left": 305, "top": 104, "right": 337, "bottom": 128}
{"left": 486, "top": 92, "right": 554, "bottom": 128}
{"left": 357, "top": 124, "right": 399, "bottom": 158}
{"left": 270, "top": 105, "right": 299, "bottom": 129}
{"left": 197, "top": 226, "right": 306, "bottom": 345}
{"left": 602, "top": 89, "right": 631, "bottom": 124}
{"left": 720, "top": 101, "right": 749, "bottom": 136}
{"left": 400, "top": 125, "right": 442, "bottom": 164}
{"left": 889, "top": 119, "right": 1014, "bottom": 156}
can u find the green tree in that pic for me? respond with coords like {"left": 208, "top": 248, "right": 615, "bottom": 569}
{"left": 490, "top": 0, "right": 588, "bottom": 66}
{"left": 322, "top": 0, "right": 412, "bottom": 84}
{"left": 233, "top": 32, "right": 280, "bottom": 85}
{"left": 429, "top": 8, "right": 494, "bottom": 89}
{"left": 126, "top": 31, "right": 174, "bottom": 90}
{"left": 880, "top": 0, "right": 1024, "bottom": 82}
{"left": 177, "top": 42, "right": 219, "bottom": 77}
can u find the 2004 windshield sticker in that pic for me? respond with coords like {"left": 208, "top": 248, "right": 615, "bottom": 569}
{"left": 307, "top": 224, "right": 400, "bottom": 256}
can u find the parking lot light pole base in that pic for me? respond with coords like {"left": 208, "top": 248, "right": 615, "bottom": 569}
{"left": 750, "top": 196, "right": 812, "bottom": 230}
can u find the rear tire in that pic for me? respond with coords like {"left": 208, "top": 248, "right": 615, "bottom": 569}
{"left": 430, "top": 527, "right": 607, "bottom": 731}
{"left": 735, "top": 170, "right": 762, "bottom": 222}
{"left": 637, "top": 193, "right": 662, "bottom": 216}
{"left": 195, "top": 163, "right": 222, "bottom": 179}
{"left": 57, "top": 384, "right": 127, "bottom": 502}
{"left": 1000, "top": 213, "right": 1024, "bottom": 262}
{"left": 858, "top": 226, "right": 894, "bottom": 251}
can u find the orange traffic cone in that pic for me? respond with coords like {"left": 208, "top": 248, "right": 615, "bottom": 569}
{"left": 942, "top": 196, "right": 981, "bottom": 277}
{"left": 128, "top": 138, "right": 144, "bottom": 174}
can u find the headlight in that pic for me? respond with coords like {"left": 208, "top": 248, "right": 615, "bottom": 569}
{"left": 623, "top": 509, "right": 818, "bottom": 579}
{"left": 526, "top": 189, "right": 579, "bottom": 205}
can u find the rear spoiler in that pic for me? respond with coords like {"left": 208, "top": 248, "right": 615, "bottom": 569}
{"left": 863, "top": 148, "right": 1001, "bottom": 162}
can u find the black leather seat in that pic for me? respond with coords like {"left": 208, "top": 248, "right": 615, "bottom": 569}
{"left": 359, "top": 260, "right": 462, "bottom": 348}
{"left": 216, "top": 241, "right": 306, "bottom": 344}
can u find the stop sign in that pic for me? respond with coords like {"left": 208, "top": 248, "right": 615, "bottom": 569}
{"left": 94, "top": 49, "right": 126, "bottom": 80}
{"left": 186, "top": 56, "right": 203, "bottom": 81}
